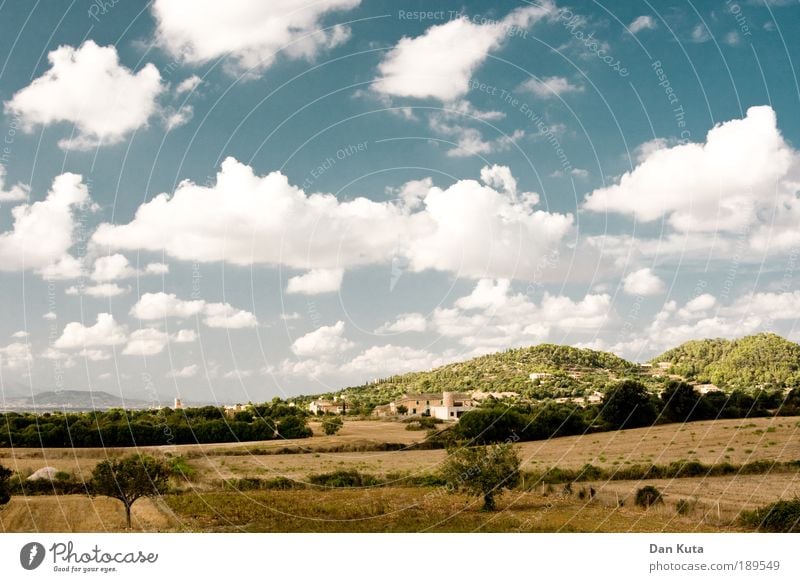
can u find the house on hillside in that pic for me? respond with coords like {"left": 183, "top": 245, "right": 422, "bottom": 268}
{"left": 429, "top": 391, "right": 472, "bottom": 420}
{"left": 391, "top": 392, "right": 444, "bottom": 416}
{"left": 372, "top": 391, "right": 474, "bottom": 419}
{"left": 694, "top": 383, "right": 722, "bottom": 394}
{"left": 309, "top": 399, "right": 345, "bottom": 415}
{"left": 529, "top": 372, "right": 553, "bottom": 381}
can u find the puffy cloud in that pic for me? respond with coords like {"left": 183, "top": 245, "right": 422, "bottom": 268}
{"left": 4, "top": 41, "right": 163, "bottom": 150}
{"left": 91, "top": 254, "right": 137, "bottom": 281}
{"left": 203, "top": 302, "right": 258, "bottom": 329}
{"left": 286, "top": 268, "right": 343, "bottom": 295}
{"left": 342, "top": 345, "right": 452, "bottom": 378}
{"left": 0, "top": 172, "right": 89, "bottom": 278}
{"left": 622, "top": 268, "right": 665, "bottom": 296}
{"left": 130, "top": 292, "right": 205, "bottom": 320}
{"left": 175, "top": 75, "right": 202, "bottom": 95}
{"left": 145, "top": 262, "right": 169, "bottom": 275}
{"left": 152, "top": 0, "right": 360, "bottom": 74}
{"left": 168, "top": 364, "right": 198, "bottom": 378}
{"left": 43, "top": 312, "right": 58, "bottom": 321}
{"left": 584, "top": 107, "right": 796, "bottom": 233}
{"left": 0, "top": 342, "right": 33, "bottom": 370}
{"left": 123, "top": 328, "right": 170, "bottom": 356}
{"left": 432, "top": 279, "right": 611, "bottom": 352}
{"left": 374, "top": 4, "right": 552, "bottom": 101}
{"left": 78, "top": 348, "right": 111, "bottom": 361}
{"left": 0, "top": 165, "right": 29, "bottom": 202}
{"left": 54, "top": 313, "right": 127, "bottom": 349}
{"left": 291, "top": 321, "right": 354, "bottom": 357}
{"left": 429, "top": 115, "right": 525, "bottom": 157}
{"left": 129, "top": 292, "right": 257, "bottom": 329}
{"left": 66, "top": 283, "right": 130, "bottom": 298}
{"left": 173, "top": 329, "right": 197, "bottom": 343}
{"left": 629, "top": 15, "right": 657, "bottom": 34}
{"left": 11, "top": 330, "right": 29, "bottom": 339}
{"left": 376, "top": 313, "right": 428, "bottom": 334}
{"left": 92, "top": 158, "right": 573, "bottom": 281}
{"left": 521, "top": 76, "right": 583, "bottom": 99}
{"left": 164, "top": 105, "right": 193, "bottom": 130}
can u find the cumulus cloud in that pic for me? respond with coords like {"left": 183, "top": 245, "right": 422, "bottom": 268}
{"left": 375, "top": 313, "right": 428, "bottom": 334}
{"left": 291, "top": 321, "right": 353, "bottom": 357}
{"left": 91, "top": 254, "right": 138, "bottom": 281}
{"left": 145, "top": 262, "right": 170, "bottom": 275}
{"left": 54, "top": 313, "right": 127, "bottom": 349}
{"left": 622, "top": 268, "right": 665, "bottom": 296}
{"left": 175, "top": 75, "right": 202, "bottom": 95}
{"left": 286, "top": 268, "right": 343, "bottom": 295}
{"left": 374, "top": 3, "right": 553, "bottom": 101}
{"left": 342, "top": 345, "right": 452, "bottom": 378}
{"left": 584, "top": 107, "right": 797, "bottom": 234}
{"left": 130, "top": 292, "right": 257, "bottom": 329}
{"left": 629, "top": 15, "right": 657, "bottom": 34}
{"left": 152, "top": 0, "right": 360, "bottom": 75}
{"left": 0, "top": 165, "right": 29, "bottom": 202}
{"left": 173, "top": 329, "right": 197, "bottom": 343}
{"left": 123, "top": 328, "right": 170, "bottom": 356}
{"left": 0, "top": 173, "right": 90, "bottom": 278}
{"left": 4, "top": 41, "right": 163, "bottom": 150}
{"left": 92, "top": 158, "right": 573, "bottom": 281}
{"left": 521, "top": 76, "right": 583, "bottom": 99}
{"left": 0, "top": 342, "right": 33, "bottom": 370}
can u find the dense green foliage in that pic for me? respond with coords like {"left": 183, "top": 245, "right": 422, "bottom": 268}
{"left": 653, "top": 333, "right": 800, "bottom": 390}
{"left": 635, "top": 485, "right": 663, "bottom": 508}
{"left": 92, "top": 454, "right": 171, "bottom": 528}
{"left": 321, "top": 415, "right": 343, "bottom": 435}
{"left": 740, "top": 499, "right": 800, "bottom": 532}
{"left": 442, "top": 442, "right": 521, "bottom": 510}
{"left": 601, "top": 380, "right": 657, "bottom": 429}
{"left": 0, "top": 463, "right": 11, "bottom": 506}
{"left": 0, "top": 401, "right": 311, "bottom": 447}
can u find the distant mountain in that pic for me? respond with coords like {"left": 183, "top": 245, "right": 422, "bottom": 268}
{"left": 652, "top": 333, "right": 800, "bottom": 390}
{"left": 325, "top": 344, "right": 639, "bottom": 405}
{"left": 2, "top": 390, "right": 151, "bottom": 411}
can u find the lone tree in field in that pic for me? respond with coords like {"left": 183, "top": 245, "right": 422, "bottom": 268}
{"left": 442, "top": 442, "right": 521, "bottom": 511}
{"left": 91, "top": 455, "right": 170, "bottom": 528}
{"left": 321, "top": 415, "right": 343, "bottom": 435}
{"left": 0, "top": 463, "right": 11, "bottom": 507}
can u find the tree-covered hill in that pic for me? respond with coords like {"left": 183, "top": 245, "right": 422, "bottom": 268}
{"left": 312, "top": 344, "right": 640, "bottom": 410}
{"left": 651, "top": 333, "right": 800, "bottom": 390}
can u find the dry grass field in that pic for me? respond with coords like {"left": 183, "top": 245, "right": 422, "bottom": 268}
{"left": 1, "top": 416, "right": 798, "bottom": 532}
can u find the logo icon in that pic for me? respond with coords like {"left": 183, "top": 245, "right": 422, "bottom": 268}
{"left": 20, "top": 542, "right": 46, "bottom": 570}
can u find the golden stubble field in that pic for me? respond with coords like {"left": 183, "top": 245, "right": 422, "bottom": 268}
{"left": 1, "top": 417, "right": 798, "bottom": 532}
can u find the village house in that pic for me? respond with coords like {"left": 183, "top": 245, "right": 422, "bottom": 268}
{"left": 308, "top": 399, "right": 346, "bottom": 415}
{"left": 372, "top": 391, "right": 474, "bottom": 419}
{"left": 693, "top": 383, "right": 722, "bottom": 394}
{"left": 429, "top": 391, "right": 472, "bottom": 420}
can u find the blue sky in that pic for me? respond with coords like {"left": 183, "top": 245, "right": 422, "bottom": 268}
{"left": 0, "top": 0, "right": 799, "bottom": 404}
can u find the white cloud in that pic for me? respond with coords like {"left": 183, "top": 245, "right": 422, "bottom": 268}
{"left": 223, "top": 369, "right": 254, "bottom": 379}
{"left": 78, "top": 348, "right": 111, "bottom": 361}
{"left": 164, "top": 105, "right": 193, "bottom": 130}
{"left": 0, "top": 172, "right": 89, "bottom": 278}
{"left": 43, "top": 312, "right": 58, "bottom": 321}
{"left": 521, "top": 76, "right": 583, "bottom": 99}
{"left": 203, "top": 302, "right": 258, "bottom": 329}
{"left": 129, "top": 292, "right": 257, "bottom": 329}
{"left": 11, "top": 330, "right": 29, "bottom": 339}
{"left": 428, "top": 116, "right": 525, "bottom": 157}
{"left": 54, "top": 313, "right": 127, "bottom": 349}
{"left": 584, "top": 107, "right": 797, "bottom": 234}
{"left": 123, "top": 328, "right": 170, "bottom": 356}
{"left": 0, "top": 342, "right": 33, "bottom": 370}
{"left": 622, "top": 268, "right": 665, "bottom": 296}
{"left": 342, "top": 345, "right": 451, "bottom": 378}
{"left": 66, "top": 283, "right": 130, "bottom": 298}
{"left": 291, "top": 320, "right": 353, "bottom": 357}
{"left": 152, "top": 0, "right": 360, "bottom": 75}
{"left": 93, "top": 158, "right": 574, "bottom": 281}
{"left": 130, "top": 292, "right": 205, "bottom": 320}
{"left": 175, "top": 75, "right": 202, "bottom": 95}
{"left": 145, "top": 262, "right": 170, "bottom": 275}
{"left": 690, "top": 24, "right": 711, "bottom": 43}
{"left": 280, "top": 312, "right": 302, "bottom": 321}
{"left": 4, "top": 41, "right": 162, "bottom": 150}
{"left": 173, "top": 329, "right": 197, "bottom": 343}
{"left": 374, "top": 3, "right": 553, "bottom": 102}
{"left": 724, "top": 31, "right": 741, "bottom": 46}
{"left": 376, "top": 313, "right": 428, "bottom": 334}
{"left": 167, "top": 364, "right": 198, "bottom": 378}
{"left": 286, "top": 268, "right": 343, "bottom": 295}
{"left": 0, "top": 165, "right": 29, "bottom": 202}
{"left": 628, "top": 15, "right": 657, "bottom": 34}
{"left": 91, "top": 254, "right": 138, "bottom": 281}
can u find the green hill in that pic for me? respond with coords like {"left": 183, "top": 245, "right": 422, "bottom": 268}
{"left": 651, "top": 333, "right": 800, "bottom": 390}
{"left": 320, "top": 344, "right": 639, "bottom": 407}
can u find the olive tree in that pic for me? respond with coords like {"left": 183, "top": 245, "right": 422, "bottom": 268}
{"left": 321, "top": 415, "right": 343, "bottom": 435}
{"left": 442, "top": 442, "right": 521, "bottom": 511}
{"left": 91, "top": 455, "right": 170, "bottom": 528}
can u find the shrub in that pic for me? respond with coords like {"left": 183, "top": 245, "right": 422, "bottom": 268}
{"left": 0, "top": 464, "right": 11, "bottom": 506}
{"left": 635, "top": 485, "right": 664, "bottom": 508}
{"left": 168, "top": 456, "right": 197, "bottom": 481}
{"left": 321, "top": 416, "right": 343, "bottom": 436}
{"left": 442, "top": 442, "right": 521, "bottom": 511}
{"left": 740, "top": 499, "right": 800, "bottom": 532}
{"left": 675, "top": 498, "right": 697, "bottom": 516}
{"left": 307, "top": 470, "right": 381, "bottom": 488}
